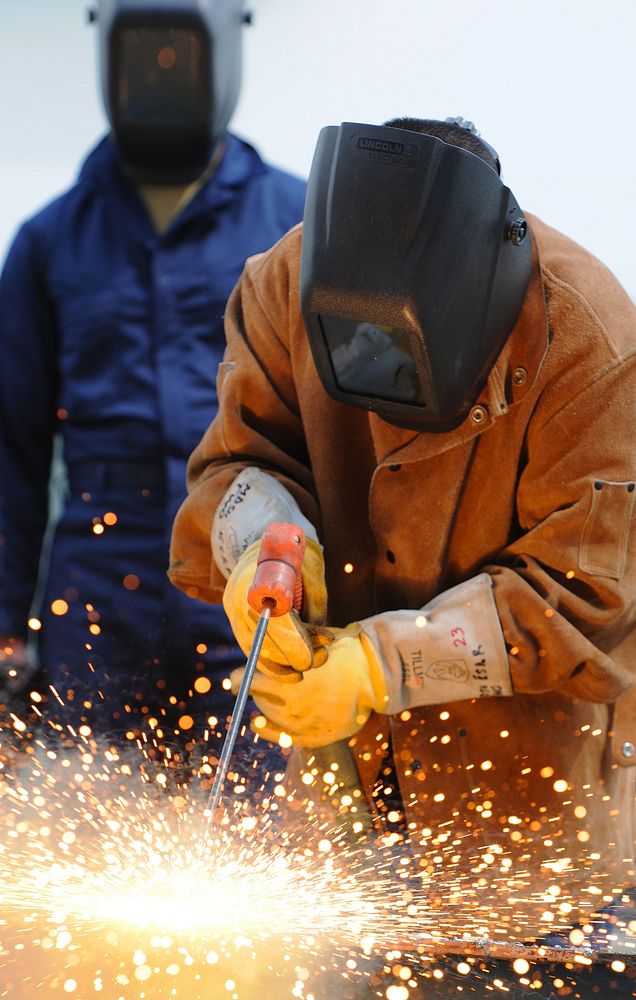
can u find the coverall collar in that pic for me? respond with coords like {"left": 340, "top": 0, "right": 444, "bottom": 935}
{"left": 78, "top": 132, "right": 268, "bottom": 219}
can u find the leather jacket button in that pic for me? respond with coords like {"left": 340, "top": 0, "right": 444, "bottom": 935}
{"left": 470, "top": 405, "right": 488, "bottom": 424}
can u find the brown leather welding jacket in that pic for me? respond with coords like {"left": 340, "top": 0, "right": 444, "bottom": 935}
{"left": 169, "top": 216, "right": 636, "bottom": 928}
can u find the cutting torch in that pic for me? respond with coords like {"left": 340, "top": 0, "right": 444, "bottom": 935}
{"left": 207, "top": 520, "right": 373, "bottom": 835}
{"left": 207, "top": 521, "right": 306, "bottom": 818}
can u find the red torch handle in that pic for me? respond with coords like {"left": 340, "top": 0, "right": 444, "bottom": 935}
{"left": 247, "top": 522, "right": 306, "bottom": 617}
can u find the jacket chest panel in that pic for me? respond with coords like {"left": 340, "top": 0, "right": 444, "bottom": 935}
{"left": 367, "top": 427, "right": 526, "bottom": 610}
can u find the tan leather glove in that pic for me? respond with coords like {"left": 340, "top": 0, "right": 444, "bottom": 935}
{"left": 222, "top": 536, "right": 329, "bottom": 677}
{"left": 231, "top": 574, "right": 512, "bottom": 747}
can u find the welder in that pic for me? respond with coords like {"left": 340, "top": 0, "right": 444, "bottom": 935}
{"left": 169, "top": 117, "right": 636, "bottom": 939}
{"left": 0, "top": 0, "right": 306, "bottom": 737}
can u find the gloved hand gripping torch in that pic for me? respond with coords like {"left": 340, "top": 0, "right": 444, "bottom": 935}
{"left": 208, "top": 522, "right": 373, "bottom": 835}
{"left": 207, "top": 521, "right": 305, "bottom": 817}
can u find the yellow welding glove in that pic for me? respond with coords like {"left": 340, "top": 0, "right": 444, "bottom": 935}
{"left": 222, "top": 536, "right": 329, "bottom": 678}
{"left": 231, "top": 574, "right": 513, "bottom": 747}
{"left": 231, "top": 625, "right": 390, "bottom": 747}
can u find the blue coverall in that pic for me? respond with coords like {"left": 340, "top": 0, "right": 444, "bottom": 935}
{"left": 0, "top": 133, "right": 306, "bottom": 733}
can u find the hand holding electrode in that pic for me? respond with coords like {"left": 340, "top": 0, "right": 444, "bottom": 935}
{"left": 231, "top": 572, "right": 514, "bottom": 749}
{"left": 223, "top": 531, "right": 329, "bottom": 678}
{"left": 231, "top": 624, "right": 390, "bottom": 746}
{"left": 207, "top": 521, "right": 310, "bottom": 816}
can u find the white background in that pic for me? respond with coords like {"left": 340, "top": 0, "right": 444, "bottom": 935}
{"left": 2, "top": 0, "right": 635, "bottom": 296}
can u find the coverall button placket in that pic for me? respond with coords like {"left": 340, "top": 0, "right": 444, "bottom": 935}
{"left": 153, "top": 246, "right": 185, "bottom": 460}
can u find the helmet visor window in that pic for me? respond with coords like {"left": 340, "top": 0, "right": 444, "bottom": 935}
{"left": 116, "top": 27, "right": 207, "bottom": 123}
{"left": 319, "top": 314, "right": 426, "bottom": 405}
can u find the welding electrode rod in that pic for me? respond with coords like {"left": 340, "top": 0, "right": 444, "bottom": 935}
{"left": 206, "top": 523, "right": 305, "bottom": 824}
{"left": 206, "top": 600, "right": 274, "bottom": 817}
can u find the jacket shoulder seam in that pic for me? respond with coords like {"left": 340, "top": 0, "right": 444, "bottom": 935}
{"left": 542, "top": 263, "right": 636, "bottom": 363}
{"left": 535, "top": 353, "right": 636, "bottom": 440}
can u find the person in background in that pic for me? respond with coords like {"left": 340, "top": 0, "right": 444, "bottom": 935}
{"left": 169, "top": 117, "right": 636, "bottom": 943}
{"left": 0, "top": 0, "right": 306, "bottom": 751}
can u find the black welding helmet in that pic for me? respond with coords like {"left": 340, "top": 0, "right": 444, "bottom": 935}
{"left": 93, "top": 0, "right": 246, "bottom": 183}
{"left": 300, "top": 122, "right": 532, "bottom": 431}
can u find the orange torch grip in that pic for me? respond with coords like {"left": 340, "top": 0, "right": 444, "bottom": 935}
{"left": 247, "top": 522, "right": 306, "bottom": 617}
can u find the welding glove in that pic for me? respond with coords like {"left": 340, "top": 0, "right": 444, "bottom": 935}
{"left": 233, "top": 626, "right": 387, "bottom": 746}
{"left": 223, "top": 535, "right": 330, "bottom": 677}
{"left": 213, "top": 468, "right": 328, "bottom": 677}
{"left": 231, "top": 574, "right": 512, "bottom": 748}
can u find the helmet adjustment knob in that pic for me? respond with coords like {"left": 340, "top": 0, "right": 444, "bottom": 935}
{"left": 508, "top": 218, "right": 528, "bottom": 246}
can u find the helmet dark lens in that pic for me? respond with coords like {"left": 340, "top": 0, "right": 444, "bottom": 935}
{"left": 319, "top": 315, "right": 426, "bottom": 406}
{"left": 116, "top": 27, "right": 207, "bottom": 124}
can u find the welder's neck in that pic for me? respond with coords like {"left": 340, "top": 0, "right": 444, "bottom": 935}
{"left": 136, "top": 139, "right": 226, "bottom": 234}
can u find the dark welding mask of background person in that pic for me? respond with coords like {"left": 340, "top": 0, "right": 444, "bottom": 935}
{"left": 92, "top": 0, "right": 246, "bottom": 184}
{"left": 300, "top": 122, "right": 533, "bottom": 432}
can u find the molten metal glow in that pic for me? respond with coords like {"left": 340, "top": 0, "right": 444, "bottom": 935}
{"left": 0, "top": 703, "right": 635, "bottom": 998}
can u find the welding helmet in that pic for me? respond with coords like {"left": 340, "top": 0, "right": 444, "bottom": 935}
{"left": 300, "top": 122, "right": 532, "bottom": 431}
{"left": 92, "top": 0, "right": 246, "bottom": 183}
